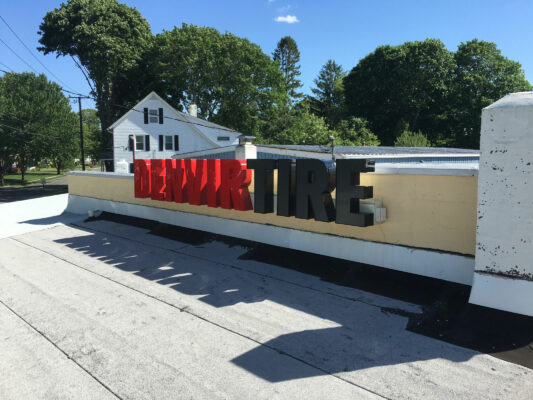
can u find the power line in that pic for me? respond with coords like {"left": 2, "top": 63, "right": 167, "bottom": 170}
{"left": 0, "top": 110, "right": 36, "bottom": 125}
{"left": 0, "top": 14, "right": 80, "bottom": 94}
{"left": 62, "top": 88, "right": 91, "bottom": 97}
{"left": 104, "top": 100, "right": 240, "bottom": 134}
{"left": 0, "top": 60, "right": 13, "bottom": 72}
{"left": 1, "top": 58, "right": 236, "bottom": 135}
{"left": 0, "top": 120, "right": 75, "bottom": 141}
{"left": 0, "top": 110, "right": 72, "bottom": 128}
{"left": 0, "top": 37, "right": 39, "bottom": 74}
{"left": 0, "top": 66, "right": 90, "bottom": 98}
{"left": 0, "top": 30, "right": 238, "bottom": 135}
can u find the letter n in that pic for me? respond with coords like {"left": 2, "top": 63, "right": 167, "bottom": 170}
{"left": 165, "top": 159, "right": 188, "bottom": 203}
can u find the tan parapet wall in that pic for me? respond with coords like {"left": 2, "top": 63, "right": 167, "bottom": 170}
{"left": 68, "top": 173, "right": 477, "bottom": 255}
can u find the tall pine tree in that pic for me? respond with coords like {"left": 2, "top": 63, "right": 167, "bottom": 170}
{"left": 273, "top": 36, "right": 302, "bottom": 103}
{"left": 310, "top": 59, "right": 346, "bottom": 129}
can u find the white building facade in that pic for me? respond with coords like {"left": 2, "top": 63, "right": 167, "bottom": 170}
{"left": 108, "top": 92, "right": 240, "bottom": 172}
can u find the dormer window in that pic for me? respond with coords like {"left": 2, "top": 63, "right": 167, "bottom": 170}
{"left": 144, "top": 107, "right": 164, "bottom": 124}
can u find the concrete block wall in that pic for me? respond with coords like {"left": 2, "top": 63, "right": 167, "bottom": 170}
{"left": 469, "top": 92, "right": 533, "bottom": 316}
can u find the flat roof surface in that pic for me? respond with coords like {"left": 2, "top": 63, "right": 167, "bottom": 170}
{"left": 0, "top": 196, "right": 531, "bottom": 399}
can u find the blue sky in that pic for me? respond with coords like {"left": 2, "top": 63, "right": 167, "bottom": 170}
{"left": 1, "top": 0, "right": 533, "bottom": 110}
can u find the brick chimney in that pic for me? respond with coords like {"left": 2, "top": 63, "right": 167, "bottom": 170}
{"left": 187, "top": 103, "right": 197, "bottom": 117}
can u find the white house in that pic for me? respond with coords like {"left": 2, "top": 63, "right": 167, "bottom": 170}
{"left": 108, "top": 91, "right": 241, "bottom": 172}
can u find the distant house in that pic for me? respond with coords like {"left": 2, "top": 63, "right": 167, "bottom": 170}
{"left": 107, "top": 91, "right": 241, "bottom": 172}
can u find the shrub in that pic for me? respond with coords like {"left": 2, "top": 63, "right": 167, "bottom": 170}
{"left": 394, "top": 130, "right": 431, "bottom": 147}
{"left": 333, "top": 117, "right": 380, "bottom": 146}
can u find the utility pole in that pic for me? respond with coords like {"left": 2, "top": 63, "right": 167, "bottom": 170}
{"left": 69, "top": 95, "right": 91, "bottom": 171}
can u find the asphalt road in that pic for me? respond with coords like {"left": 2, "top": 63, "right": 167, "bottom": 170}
{"left": 0, "top": 196, "right": 532, "bottom": 399}
{"left": 0, "top": 176, "right": 68, "bottom": 203}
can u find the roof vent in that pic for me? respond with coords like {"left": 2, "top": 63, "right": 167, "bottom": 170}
{"left": 188, "top": 103, "right": 198, "bottom": 117}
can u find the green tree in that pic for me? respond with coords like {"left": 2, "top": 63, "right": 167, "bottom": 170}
{"left": 310, "top": 60, "right": 346, "bottom": 129}
{"left": 81, "top": 109, "right": 102, "bottom": 162}
{"left": 47, "top": 114, "right": 79, "bottom": 174}
{"left": 154, "top": 24, "right": 286, "bottom": 137}
{"left": 344, "top": 39, "right": 454, "bottom": 145}
{"left": 0, "top": 72, "right": 77, "bottom": 184}
{"left": 394, "top": 129, "right": 431, "bottom": 147}
{"left": 261, "top": 103, "right": 331, "bottom": 145}
{"left": 333, "top": 117, "right": 380, "bottom": 146}
{"left": 38, "top": 0, "right": 154, "bottom": 168}
{"left": 273, "top": 36, "right": 303, "bottom": 102}
{"left": 450, "top": 39, "right": 531, "bottom": 148}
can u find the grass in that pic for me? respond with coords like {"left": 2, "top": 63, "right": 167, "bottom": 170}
{"left": 2, "top": 168, "right": 65, "bottom": 187}
{"left": 2, "top": 165, "right": 101, "bottom": 187}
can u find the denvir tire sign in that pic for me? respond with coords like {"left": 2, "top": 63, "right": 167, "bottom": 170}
{"left": 134, "top": 158, "right": 375, "bottom": 227}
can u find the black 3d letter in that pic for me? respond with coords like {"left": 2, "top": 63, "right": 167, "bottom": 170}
{"left": 335, "top": 159, "right": 374, "bottom": 227}
{"left": 247, "top": 159, "right": 277, "bottom": 213}
{"left": 295, "top": 159, "right": 335, "bottom": 222}
{"left": 277, "top": 159, "right": 296, "bottom": 217}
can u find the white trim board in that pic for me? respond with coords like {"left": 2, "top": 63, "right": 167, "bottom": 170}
{"left": 66, "top": 195, "right": 475, "bottom": 286}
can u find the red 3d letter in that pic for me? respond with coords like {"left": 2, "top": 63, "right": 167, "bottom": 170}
{"left": 207, "top": 159, "right": 221, "bottom": 208}
{"left": 134, "top": 159, "right": 151, "bottom": 198}
{"left": 220, "top": 159, "right": 253, "bottom": 211}
{"left": 150, "top": 159, "right": 166, "bottom": 201}
{"left": 165, "top": 159, "right": 188, "bottom": 203}
{"left": 185, "top": 159, "right": 207, "bottom": 205}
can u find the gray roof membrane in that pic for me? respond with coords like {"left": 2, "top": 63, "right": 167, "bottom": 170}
{"left": 259, "top": 145, "right": 479, "bottom": 157}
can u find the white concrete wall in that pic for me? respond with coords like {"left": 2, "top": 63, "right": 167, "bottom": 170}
{"left": 112, "top": 95, "right": 239, "bottom": 170}
{"left": 469, "top": 92, "right": 533, "bottom": 316}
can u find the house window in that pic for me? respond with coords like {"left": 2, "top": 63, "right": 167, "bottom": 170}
{"left": 135, "top": 135, "right": 145, "bottom": 151}
{"left": 159, "top": 135, "right": 179, "bottom": 151}
{"left": 165, "top": 135, "right": 173, "bottom": 150}
{"left": 149, "top": 109, "right": 158, "bottom": 123}
{"left": 217, "top": 136, "right": 230, "bottom": 141}
{"left": 144, "top": 108, "right": 163, "bottom": 124}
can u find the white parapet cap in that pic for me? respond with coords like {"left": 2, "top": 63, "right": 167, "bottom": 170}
{"left": 68, "top": 171, "right": 134, "bottom": 179}
{"left": 484, "top": 91, "right": 533, "bottom": 109}
{"left": 373, "top": 165, "right": 478, "bottom": 177}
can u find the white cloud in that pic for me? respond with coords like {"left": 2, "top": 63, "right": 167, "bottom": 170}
{"left": 275, "top": 15, "right": 299, "bottom": 24}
